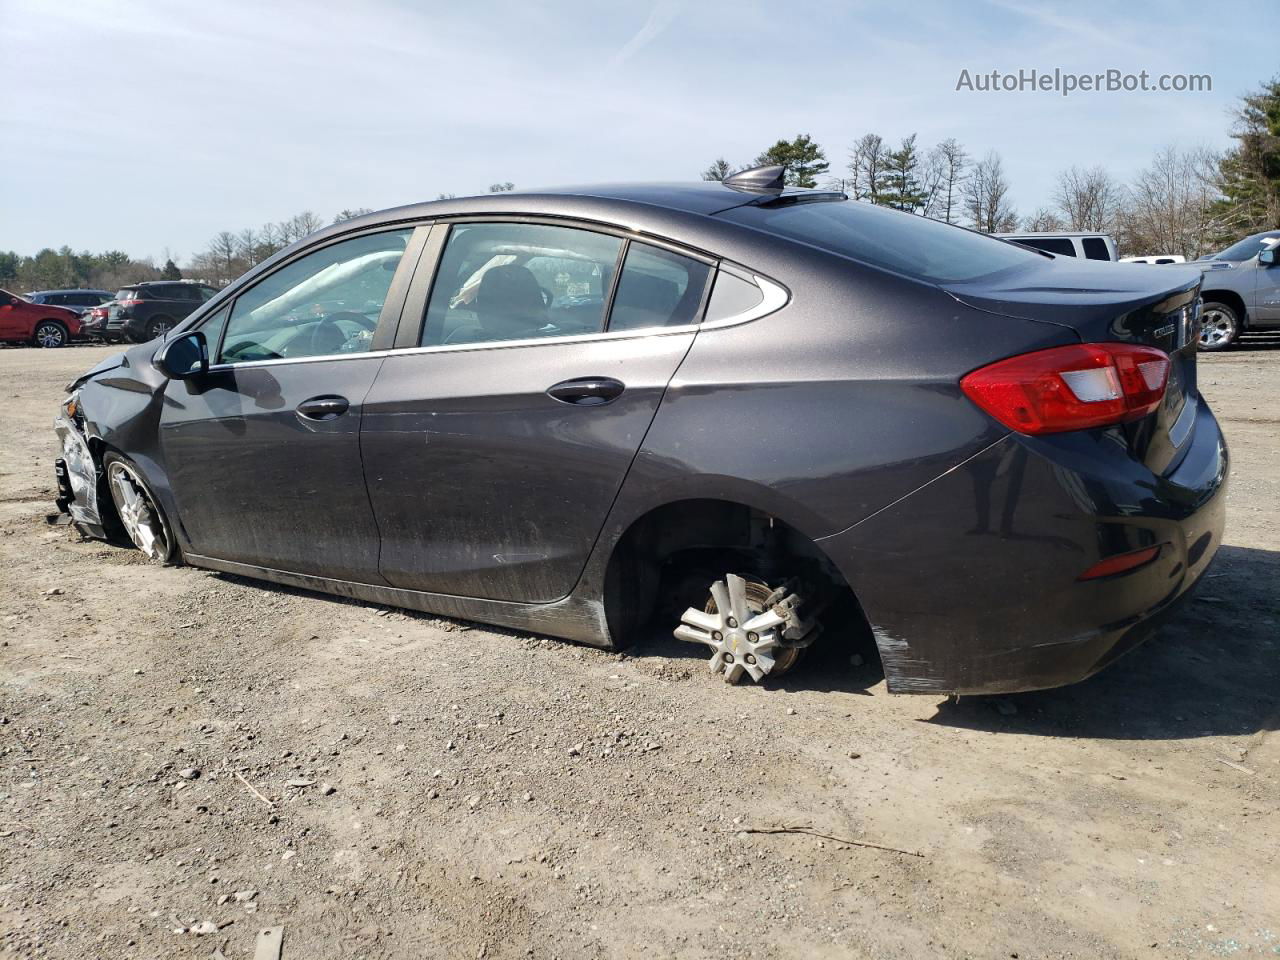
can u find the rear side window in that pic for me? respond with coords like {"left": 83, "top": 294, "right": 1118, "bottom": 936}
{"left": 1012, "top": 237, "right": 1077, "bottom": 257}
{"left": 422, "top": 222, "right": 623, "bottom": 347}
{"left": 1082, "top": 237, "right": 1112, "bottom": 261}
{"left": 608, "top": 243, "right": 710, "bottom": 332}
{"left": 705, "top": 270, "right": 764, "bottom": 322}
{"left": 720, "top": 200, "right": 1041, "bottom": 283}
{"left": 115, "top": 288, "right": 142, "bottom": 300}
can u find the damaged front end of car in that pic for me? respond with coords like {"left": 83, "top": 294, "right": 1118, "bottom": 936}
{"left": 54, "top": 390, "right": 109, "bottom": 538}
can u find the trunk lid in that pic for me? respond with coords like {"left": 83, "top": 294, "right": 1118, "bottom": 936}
{"left": 946, "top": 258, "right": 1203, "bottom": 475}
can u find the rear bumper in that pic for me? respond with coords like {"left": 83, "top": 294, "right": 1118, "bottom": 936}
{"left": 818, "top": 397, "right": 1229, "bottom": 695}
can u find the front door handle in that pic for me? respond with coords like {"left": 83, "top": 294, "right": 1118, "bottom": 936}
{"left": 546, "top": 377, "right": 625, "bottom": 406}
{"left": 296, "top": 395, "right": 350, "bottom": 421}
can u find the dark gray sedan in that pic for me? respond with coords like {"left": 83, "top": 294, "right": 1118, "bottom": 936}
{"left": 53, "top": 167, "right": 1227, "bottom": 695}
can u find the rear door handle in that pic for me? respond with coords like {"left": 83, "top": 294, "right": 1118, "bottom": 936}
{"left": 296, "top": 395, "right": 350, "bottom": 421}
{"left": 546, "top": 377, "right": 625, "bottom": 406}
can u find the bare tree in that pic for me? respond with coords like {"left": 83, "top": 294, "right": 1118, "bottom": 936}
{"left": 488, "top": 182, "right": 515, "bottom": 193}
{"left": 701, "top": 158, "right": 733, "bottom": 181}
{"left": 847, "top": 134, "right": 887, "bottom": 203}
{"left": 333, "top": 208, "right": 374, "bottom": 223}
{"left": 1053, "top": 165, "right": 1123, "bottom": 232}
{"left": 924, "top": 139, "right": 969, "bottom": 224}
{"left": 1118, "top": 145, "right": 1223, "bottom": 258}
{"left": 964, "top": 151, "right": 1018, "bottom": 233}
{"left": 1023, "top": 207, "right": 1067, "bottom": 231}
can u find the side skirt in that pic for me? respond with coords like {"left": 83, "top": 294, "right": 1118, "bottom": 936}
{"left": 184, "top": 553, "right": 615, "bottom": 649}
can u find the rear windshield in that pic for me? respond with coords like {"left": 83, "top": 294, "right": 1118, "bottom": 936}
{"left": 719, "top": 200, "right": 1039, "bottom": 283}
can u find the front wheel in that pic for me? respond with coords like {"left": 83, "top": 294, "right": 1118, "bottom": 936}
{"left": 1198, "top": 302, "right": 1240, "bottom": 351}
{"left": 33, "top": 321, "right": 68, "bottom": 348}
{"left": 103, "top": 453, "right": 179, "bottom": 564}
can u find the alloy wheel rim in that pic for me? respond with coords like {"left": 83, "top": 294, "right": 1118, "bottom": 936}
{"left": 1199, "top": 309, "right": 1233, "bottom": 347}
{"left": 107, "top": 463, "right": 168, "bottom": 561}
{"left": 152, "top": 320, "right": 172, "bottom": 338}
{"left": 36, "top": 325, "right": 64, "bottom": 347}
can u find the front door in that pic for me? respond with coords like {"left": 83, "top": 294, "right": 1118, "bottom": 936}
{"left": 1253, "top": 251, "right": 1280, "bottom": 323}
{"left": 360, "top": 221, "right": 713, "bottom": 603}
{"left": 159, "top": 227, "right": 417, "bottom": 581}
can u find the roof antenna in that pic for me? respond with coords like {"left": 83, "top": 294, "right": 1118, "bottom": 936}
{"left": 722, "top": 164, "right": 786, "bottom": 194}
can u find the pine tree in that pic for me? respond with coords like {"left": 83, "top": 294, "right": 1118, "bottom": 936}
{"left": 756, "top": 135, "right": 829, "bottom": 188}
{"left": 881, "top": 135, "right": 928, "bottom": 212}
{"left": 161, "top": 258, "right": 182, "bottom": 280}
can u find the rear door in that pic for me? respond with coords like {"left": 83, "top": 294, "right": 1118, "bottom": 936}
{"left": 360, "top": 221, "right": 712, "bottom": 603}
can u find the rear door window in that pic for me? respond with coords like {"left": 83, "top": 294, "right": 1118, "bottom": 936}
{"left": 421, "top": 222, "right": 623, "bottom": 346}
{"left": 608, "top": 243, "right": 711, "bottom": 332}
{"left": 1082, "top": 237, "right": 1112, "bottom": 261}
{"left": 1011, "top": 237, "right": 1077, "bottom": 257}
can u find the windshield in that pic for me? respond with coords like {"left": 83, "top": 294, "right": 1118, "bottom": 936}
{"left": 719, "top": 200, "right": 1041, "bottom": 283}
{"left": 1208, "top": 232, "right": 1280, "bottom": 262}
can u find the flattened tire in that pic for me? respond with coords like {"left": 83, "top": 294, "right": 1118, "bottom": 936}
{"left": 103, "top": 453, "right": 181, "bottom": 565}
{"left": 1198, "top": 301, "right": 1240, "bottom": 352}
{"left": 33, "top": 320, "right": 68, "bottom": 348}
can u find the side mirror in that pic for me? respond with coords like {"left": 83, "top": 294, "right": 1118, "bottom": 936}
{"left": 1259, "top": 248, "right": 1277, "bottom": 266}
{"left": 153, "top": 331, "right": 208, "bottom": 379}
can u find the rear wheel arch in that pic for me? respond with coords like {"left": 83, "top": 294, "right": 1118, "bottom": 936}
{"left": 1201, "top": 289, "right": 1248, "bottom": 326}
{"left": 601, "top": 497, "right": 875, "bottom": 663}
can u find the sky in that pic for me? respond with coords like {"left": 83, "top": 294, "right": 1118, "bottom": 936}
{"left": 2, "top": 0, "right": 1275, "bottom": 260}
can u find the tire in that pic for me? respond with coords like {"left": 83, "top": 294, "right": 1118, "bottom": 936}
{"left": 145, "top": 316, "right": 176, "bottom": 342}
{"left": 1198, "top": 301, "right": 1240, "bottom": 352}
{"left": 32, "top": 320, "right": 68, "bottom": 348}
{"left": 103, "top": 453, "right": 180, "bottom": 565}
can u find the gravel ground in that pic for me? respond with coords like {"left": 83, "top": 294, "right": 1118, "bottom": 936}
{"left": 1, "top": 339, "right": 1277, "bottom": 960}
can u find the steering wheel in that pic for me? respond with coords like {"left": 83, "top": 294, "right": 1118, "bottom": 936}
{"left": 321, "top": 310, "right": 378, "bottom": 331}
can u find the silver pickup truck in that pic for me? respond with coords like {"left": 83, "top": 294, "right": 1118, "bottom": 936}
{"left": 1195, "top": 230, "right": 1280, "bottom": 350}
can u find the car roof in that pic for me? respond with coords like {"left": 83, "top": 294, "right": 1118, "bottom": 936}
{"left": 348, "top": 181, "right": 843, "bottom": 228}
{"left": 995, "top": 231, "right": 1114, "bottom": 239}
{"left": 26, "top": 288, "right": 112, "bottom": 295}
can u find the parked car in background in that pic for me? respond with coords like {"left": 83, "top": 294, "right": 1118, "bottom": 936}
{"left": 1120, "top": 255, "right": 1187, "bottom": 264}
{"left": 0, "top": 289, "right": 83, "bottom": 347}
{"left": 54, "top": 168, "right": 1225, "bottom": 696}
{"left": 24, "top": 289, "right": 113, "bottom": 316}
{"left": 103, "top": 280, "right": 219, "bottom": 342}
{"left": 995, "top": 231, "right": 1119, "bottom": 261}
{"left": 1194, "top": 235, "right": 1280, "bottom": 350}
{"left": 1196, "top": 230, "right": 1280, "bottom": 268}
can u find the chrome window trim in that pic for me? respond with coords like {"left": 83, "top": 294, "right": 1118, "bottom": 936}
{"left": 202, "top": 264, "right": 787, "bottom": 371}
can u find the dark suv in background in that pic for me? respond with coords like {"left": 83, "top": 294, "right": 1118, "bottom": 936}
{"left": 25, "top": 289, "right": 114, "bottom": 316}
{"left": 99, "top": 281, "right": 218, "bottom": 342}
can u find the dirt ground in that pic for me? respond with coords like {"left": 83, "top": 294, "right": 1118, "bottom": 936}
{"left": 1, "top": 338, "right": 1277, "bottom": 960}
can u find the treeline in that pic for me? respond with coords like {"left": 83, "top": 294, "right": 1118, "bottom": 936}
{"left": 704, "top": 74, "right": 1280, "bottom": 258}
{"left": 6, "top": 78, "right": 1276, "bottom": 290}
{"left": 0, "top": 248, "right": 179, "bottom": 295}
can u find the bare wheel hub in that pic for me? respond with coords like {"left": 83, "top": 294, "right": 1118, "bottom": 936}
{"left": 674, "top": 573, "right": 802, "bottom": 684}
{"left": 107, "top": 462, "right": 168, "bottom": 561}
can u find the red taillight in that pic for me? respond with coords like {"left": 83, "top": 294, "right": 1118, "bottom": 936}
{"left": 120, "top": 299, "right": 144, "bottom": 307}
{"left": 960, "top": 343, "right": 1170, "bottom": 435}
{"left": 1077, "top": 544, "right": 1162, "bottom": 580}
